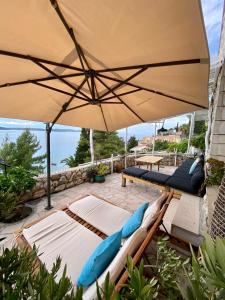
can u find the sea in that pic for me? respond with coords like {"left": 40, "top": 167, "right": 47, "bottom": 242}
{"left": 0, "top": 127, "right": 148, "bottom": 173}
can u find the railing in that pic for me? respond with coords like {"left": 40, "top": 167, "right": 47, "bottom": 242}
{"left": 77, "top": 151, "right": 194, "bottom": 173}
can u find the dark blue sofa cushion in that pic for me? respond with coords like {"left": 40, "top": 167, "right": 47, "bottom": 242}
{"left": 142, "top": 171, "right": 170, "bottom": 184}
{"left": 122, "top": 167, "right": 148, "bottom": 178}
{"left": 191, "top": 169, "right": 205, "bottom": 192}
{"left": 172, "top": 159, "right": 194, "bottom": 177}
{"left": 166, "top": 175, "right": 195, "bottom": 194}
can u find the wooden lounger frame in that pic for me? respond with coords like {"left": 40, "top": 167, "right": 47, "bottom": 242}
{"left": 15, "top": 190, "right": 173, "bottom": 293}
{"left": 122, "top": 173, "right": 181, "bottom": 199}
{"left": 115, "top": 189, "right": 174, "bottom": 291}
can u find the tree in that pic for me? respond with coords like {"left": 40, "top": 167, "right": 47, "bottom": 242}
{"left": 127, "top": 136, "right": 138, "bottom": 151}
{"left": 62, "top": 128, "right": 90, "bottom": 167}
{"left": 194, "top": 120, "right": 207, "bottom": 135}
{"left": 62, "top": 129, "right": 125, "bottom": 167}
{"left": 191, "top": 133, "right": 205, "bottom": 150}
{"left": 167, "top": 139, "right": 188, "bottom": 153}
{"left": 94, "top": 131, "right": 125, "bottom": 159}
{"left": 74, "top": 128, "right": 90, "bottom": 165}
{"left": 154, "top": 140, "right": 169, "bottom": 151}
{"left": 0, "top": 129, "right": 46, "bottom": 173}
{"left": 179, "top": 123, "right": 190, "bottom": 137}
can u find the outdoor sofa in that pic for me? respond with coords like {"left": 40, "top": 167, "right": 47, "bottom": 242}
{"left": 122, "top": 159, "right": 205, "bottom": 196}
{"left": 15, "top": 192, "right": 173, "bottom": 299}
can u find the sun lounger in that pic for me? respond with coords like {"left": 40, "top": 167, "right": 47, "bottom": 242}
{"left": 23, "top": 210, "right": 103, "bottom": 284}
{"left": 68, "top": 195, "right": 131, "bottom": 236}
{"left": 15, "top": 190, "right": 173, "bottom": 299}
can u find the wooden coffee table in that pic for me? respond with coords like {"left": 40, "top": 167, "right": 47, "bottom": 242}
{"left": 135, "top": 155, "right": 163, "bottom": 171}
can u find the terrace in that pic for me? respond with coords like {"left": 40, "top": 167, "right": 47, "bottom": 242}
{"left": 1, "top": 159, "right": 203, "bottom": 254}
{"left": 0, "top": 164, "right": 174, "bottom": 248}
{"left": 1, "top": 1, "right": 225, "bottom": 298}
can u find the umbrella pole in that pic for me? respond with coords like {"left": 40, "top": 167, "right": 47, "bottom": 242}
{"left": 45, "top": 123, "right": 53, "bottom": 210}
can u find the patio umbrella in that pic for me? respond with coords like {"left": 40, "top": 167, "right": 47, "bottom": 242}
{"left": 0, "top": 0, "right": 209, "bottom": 208}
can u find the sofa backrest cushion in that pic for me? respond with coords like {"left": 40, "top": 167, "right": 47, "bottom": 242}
{"left": 191, "top": 169, "right": 205, "bottom": 193}
{"left": 141, "top": 193, "right": 167, "bottom": 229}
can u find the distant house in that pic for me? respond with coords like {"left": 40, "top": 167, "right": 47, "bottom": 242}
{"left": 139, "top": 132, "right": 182, "bottom": 147}
{"left": 130, "top": 145, "right": 149, "bottom": 153}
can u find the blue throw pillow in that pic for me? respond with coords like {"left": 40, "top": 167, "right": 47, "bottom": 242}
{"left": 77, "top": 230, "right": 122, "bottom": 287}
{"left": 189, "top": 159, "right": 199, "bottom": 175}
{"left": 122, "top": 202, "right": 149, "bottom": 238}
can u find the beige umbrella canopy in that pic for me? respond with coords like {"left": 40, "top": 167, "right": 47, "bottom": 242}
{"left": 0, "top": 0, "right": 209, "bottom": 208}
{"left": 0, "top": 0, "right": 209, "bottom": 132}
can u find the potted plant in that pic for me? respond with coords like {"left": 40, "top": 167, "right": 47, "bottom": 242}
{"left": 86, "top": 166, "right": 97, "bottom": 183}
{"left": 95, "top": 163, "right": 109, "bottom": 183}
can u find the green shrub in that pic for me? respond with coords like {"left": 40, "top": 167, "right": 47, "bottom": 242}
{"left": 191, "top": 133, "right": 205, "bottom": 150}
{"left": 167, "top": 139, "right": 188, "bottom": 153}
{"left": 0, "top": 191, "right": 20, "bottom": 221}
{"left": 0, "top": 246, "right": 82, "bottom": 300}
{"left": 205, "top": 158, "right": 224, "bottom": 186}
{"left": 121, "top": 257, "right": 158, "bottom": 299}
{"left": 179, "top": 235, "right": 225, "bottom": 300}
{"left": 154, "top": 140, "right": 169, "bottom": 151}
{"left": 149, "top": 236, "right": 188, "bottom": 299}
{"left": 0, "top": 166, "right": 36, "bottom": 221}
{"left": 2, "top": 235, "right": 225, "bottom": 300}
{"left": 0, "top": 166, "right": 36, "bottom": 195}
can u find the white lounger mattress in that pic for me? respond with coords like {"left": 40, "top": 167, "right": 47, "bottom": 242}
{"left": 68, "top": 195, "right": 131, "bottom": 236}
{"left": 23, "top": 210, "right": 102, "bottom": 284}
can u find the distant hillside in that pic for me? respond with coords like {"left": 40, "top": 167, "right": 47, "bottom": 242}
{"left": 0, "top": 126, "right": 80, "bottom": 133}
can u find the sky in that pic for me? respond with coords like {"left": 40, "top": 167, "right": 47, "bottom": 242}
{"left": 0, "top": 0, "right": 224, "bottom": 137}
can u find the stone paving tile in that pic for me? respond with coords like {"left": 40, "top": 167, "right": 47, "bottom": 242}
{"left": 0, "top": 166, "right": 176, "bottom": 249}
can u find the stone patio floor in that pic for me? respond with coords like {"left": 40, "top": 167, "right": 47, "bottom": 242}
{"left": 0, "top": 165, "right": 176, "bottom": 249}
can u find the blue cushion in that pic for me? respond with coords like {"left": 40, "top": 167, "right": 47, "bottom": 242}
{"left": 77, "top": 230, "right": 122, "bottom": 287}
{"left": 189, "top": 159, "right": 199, "bottom": 174}
{"left": 122, "top": 202, "right": 149, "bottom": 238}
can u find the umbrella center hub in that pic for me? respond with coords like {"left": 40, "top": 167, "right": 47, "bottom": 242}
{"left": 86, "top": 69, "right": 96, "bottom": 77}
{"left": 91, "top": 99, "right": 101, "bottom": 105}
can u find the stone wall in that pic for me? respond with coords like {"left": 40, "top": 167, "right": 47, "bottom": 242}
{"left": 23, "top": 153, "right": 191, "bottom": 202}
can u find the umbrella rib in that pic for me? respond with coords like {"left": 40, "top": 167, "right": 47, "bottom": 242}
{"left": 95, "top": 58, "right": 202, "bottom": 73}
{"left": 99, "top": 105, "right": 108, "bottom": 131}
{"left": 0, "top": 73, "right": 84, "bottom": 89}
{"left": 101, "top": 88, "right": 142, "bottom": 101}
{"left": 50, "top": 77, "right": 88, "bottom": 127}
{"left": 98, "top": 73, "right": 207, "bottom": 109}
{"left": 31, "top": 59, "right": 91, "bottom": 101}
{"left": 92, "top": 76, "right": 108, "bottom": 131}
{"left": 49, "top": 0, "right": 94, "bottom": 96}
{"left": 0, "top": 49, "right": 83, "bottom": 72}
{"left": 95, "top": 75, "right": 145, "bottom": 123}
{"left": 98, "top": 67, "right": 148, "bottom": 100}
{"left": 32, "top": 82, "right": 89, "bottom": 102}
